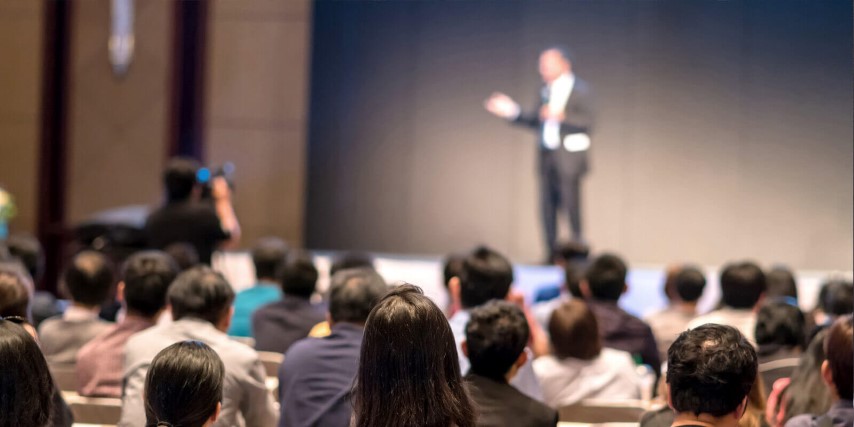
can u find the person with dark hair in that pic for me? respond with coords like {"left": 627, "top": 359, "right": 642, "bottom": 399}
{"left": 580, "top": 253, "right": 661, "bottom": 375}
{"left": 144, "top": 341, "right": 225, "bottom": 427}
{"left": 277, "top": 268, "right": 387, "bottom": 427}
{"left": 785, "top": 315, "right": 853, "bottom": 427}
{"left": 766, "top": 266, "right": 799, "bottom": 301}
{"left": 755, "top": 298, "right": 806, "bottom": 396}
{"left": 485, "top": 46, "right": 596, "bottom": 256}
{"left": 464, "top": 300, "right": 558, "bottom": 426}
{"left": 0, "top": 319, "right": 56, "bottom": 427}
{"left": 145, "top": 157, "right": 241, "bottom": 265}
{"left": 667, "top": 324, "right": 758, "bottom": 427}
{"left": 531, "top": 241, "right": 590, "bottom": 330}
{"left": 646, "top": 264, "right": 707, "bottom": 362}
{"left": 76, "top": 250, "right": 178, "bottom": 398}
{"left": 253, "top": 252, "right": 325, "bottom": 354}
{"left": 688, "top": 261, "right": 767, "bottom": 343}
{"left": 354, "top": 284, "right": 476, "bottom": 427}
{"left": 534, "top": 299, "right": 640, "bottom": 407}
{"left": 39, "top": 250, "right": 114, "bottom": 366}
{"left": 442, "top": 253, "right": 466, "bottom": 317}
{"left": 229, "top": 237, "right": 288, "bottom": 337}
{"left": 120, "top": 266, "right": 277, "bottom": 427}
{"left": 163, "top": 241, "right": 200, "bottom": 271}
{"left": 0, "top": 264, "right": 32, "bottom": 321}
{"left": 329, "top": 252, "right": 375, "bottom": 277}
{"left": 813, "top": 280, "right": 853, "bottom": 328}
{"left": 766, "top": 328, "right": 833, "bottom": 427}
{"left": 448, "top": 246, "right": 546, "bottom": 401}
{"left": 4, "top": 234, "right": 62, "bottom": 327}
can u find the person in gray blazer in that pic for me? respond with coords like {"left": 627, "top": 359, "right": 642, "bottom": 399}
{"left": 119, "top": 266, "right": 277, "bottom": 427}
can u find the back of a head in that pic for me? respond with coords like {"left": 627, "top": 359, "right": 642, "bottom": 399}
{"left": 549, "top": 299, "right": 602, "bottom": 360}
{"left": 782, "top": 328, "right": 832, "bottom": 424}
{"left": 553, "top": 240, "right": 590, "bottom": 264}
{"left": 584, "top": 253, "right": 627, "bottom": 302}
{"left": 442, "top": 253, "right": 466, "bottom": 288}
{"left": 251, "top": 237, "right": 288, "bottom": 281}
{"left": 755, "top": 298, "right": 805, "bottom": 349}
{"left": 719, "top": 261, "right": 766, "bottom": 309}
{"left": 819, "top": 279, "right": 853, "bottom": 317}
{"left": 123, "top": 251, "right": 179, "bottom": 317}
{"left": 164, "top": 157, "right": 200, "bottom": 203}
{"left": 144, "top": 340, "right": 224, "bottom": 427}
{"left": 766, "top": 266, "right": 798, "bottom": 301}
{"left": 63, "top": 250, "right": 114, "bottom": 306}
{"left": 459, "top": 246, "right": 514, "bottom": 309}
{"left": 4, "top": 234, "right": 44, "bottom": 281}
{"left": 0, "top": 264, "right": 32, "bottom": 319}
{"left": 667, "top": 324, "right": 758, "bottom": 417}
{"left": 327, "top": 268, "right": 386, "bottom": 324}
{"left": 675, "top": 266, "right": 706, "bottom": 303}
{"left": 167, "top": 266, "right": 235, "bottom": 325}
{"left": 279, "top": 252, "right": 318, "bottom": 299}
{"left": 465, "top": 300, "right": 529, "bottom": 381}
{"left": 824, "top": 315, "right": 853, "bottom": 400}
{"left": 355, "top": 284, "right": 474, "bottom": 427}
{"left": 329, "top": 252, "right": 375, "bottom": 277}
{"left": 0, "top": 320, "right": 55, "bottom": 427}
{"left": 164, "top": 242, "right": 200, "bottom": 272}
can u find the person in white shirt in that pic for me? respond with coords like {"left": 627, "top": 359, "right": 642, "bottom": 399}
{"left": 533, "top": 299, "right": 641, "bottom": 408}
{"left": 687, "top": 261, "right": 766, "bottom": 345}
{"left": 485, "top": 46, "right": 595, "bottom": 259}
{"left": 645, "top": 264, "right": 707, "bottom": 362}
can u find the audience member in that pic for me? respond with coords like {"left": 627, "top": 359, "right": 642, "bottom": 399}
{"left": 164, "top": 241, "right": 200, "bottom": 271}
{"left": 253, "top": 253, "right": 325, "bottom": 353}
{"left": 755, "top": 298, "right": 806, "bottom": 396}
{"left": 144, "top": 341, "right": 225, "bottom": 427}
{"left": 534, "top": 299, "right": 641, "bottom": 407}
{"left": 645, "top": 265, "right": 707, "bottom": 361}
{"left": 0, "top": 319, "right": 56, "bottom": 427}
{"left": 580, "top": 253, "right": 661, "bottom": 374}
{"left": 464, "top": 300, "right": 558, "bottom": 426}
{"left": 785, "top": 316, "right": 853, "bottom": 427}
{"left": 353, "top": 284, "right": 476, "bottom": 427}
{"left": 5, "top": 234, "right": 64, "bottom": 327}
{"left": 688, "top": 261, "right": 767, "bottom": 343}
{"left": 642, "top": 375, "right": 767, "bottom": 427}
{"left": 766, "top": 266, "right": 798, "bottom": 301}
{"left": 667, "top": 324, "right": 758, "bottom": 427}
{"left": 442, "top": 253, "right": 466, "bottom": 317}
{"left": 277, "top": 268, "right": 387, "bottom": 427}
{"left": 229, "top": 237, "right": 288, "bottom": 337}
{"left": 813, "top": 280, "right": 853, "bottom": 328}
{"left": 145, "top": 157, "right": 240, "bottom": 265}
{"left": 120, "top": 266, "right": 277, "bottom": 427}
{"left": 39, "top": 250, "right": 114, "bottom": 366}
{"left": 532, "top": 241, "right": 590, "bottom": 329}
{"left": 329, "top": 252, "right": 375, "bottom": 277}
{"left": 766, "top": 328, "right": 832, "bottom": 427}
{"left": 448, "top": 246, "right": 546, "bottom": 401}
{"left": 76, "top": 250, "right": 178, "bottom": 397}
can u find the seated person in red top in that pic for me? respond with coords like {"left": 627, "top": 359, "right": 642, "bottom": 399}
{"left": 38, "top": 250, "right": 114, "bottom": 367}
{"left": 76, "top": 250, "right": 178, "bottom": 397}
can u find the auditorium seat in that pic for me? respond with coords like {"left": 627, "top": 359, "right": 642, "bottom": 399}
{"left": 558, "top": 399, "right": 655, "bottom": 423}
{"left": 257, "top": 351, "right": 284, "bottom": 377}
{"left": 50, "top": 364, "right": 78, "bottom": 391}
{"left": 63, "top": 391, "right": 121, "bottom": 425}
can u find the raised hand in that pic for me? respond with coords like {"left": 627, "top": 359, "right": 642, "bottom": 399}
{"left": 484, "top": 92, "right": 520, "bottom": 119}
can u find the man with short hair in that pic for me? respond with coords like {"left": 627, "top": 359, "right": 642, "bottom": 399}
{"left": 448, "top": 246, "right": 546, "bottom": 401}
{"left": 277, "top": 268, "right": 387, "bottom": 427}
{"left": 667, "top": 324, "right": 757, "bottom": 427}
{"left": 464, "top": 300, "right": 558, "bottom": 427}
{"left": 39, "top": 250, "right": 114, "bottom": 366}
{"left": 687, "top": 261, "right": 766, "bottom": 343}
{"left": 785, "top": 315, "right": 853, "bottom": 427}
{"left": 645, "top": 265, "right": 707, "bottom": 361}
{"left": 253, "top": 253, "right": 326, "bottom": 353}
{"left": 229, "top": 237, "right": 288, "bottom": 337}
{"left": 120, "top": 266, "right": 277, "bottom": 427}
{"left": 581, "top": 253, "right": 660, "bottom": 373}
{"left": 145, "top": 157, "right": 240, "bottom": 265}
{"left": 76, "top": 251, "right": 178, "bottom": 397}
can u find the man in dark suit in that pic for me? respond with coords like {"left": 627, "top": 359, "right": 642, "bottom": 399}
{"left": 485, "top": 47, "right": 595, "bottom": 258}
{"left": 463, "top": 300, "right": 558, "bottom": 427}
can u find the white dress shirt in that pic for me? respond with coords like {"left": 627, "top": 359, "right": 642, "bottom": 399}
{"left": 543, "top": 73, "right": 575, "bottom": 150}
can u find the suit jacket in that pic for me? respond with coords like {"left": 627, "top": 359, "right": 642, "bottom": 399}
{"left": 38, "top": 315, "right": 113, "bottom": 366}
{"left": 513, "top": 76, "right": 595, "bottom": 176}
{"left": 119, "top": 317, "right": 278, "bottom": 427}
{"left": 466, "top": 373, "right": 558, "bottom": 427}
{"left": 252, "top": 296, "right": 326, "bottom": 354}
{"left": 278, "top": 323, "right": 364, "bottom": 427}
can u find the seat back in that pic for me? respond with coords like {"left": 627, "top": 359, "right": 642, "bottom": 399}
{"left": 63, "top": 392, "right": 122, "bottom": 425}
{"left": 49, "top": 364, "right": 78, "bottom": 392}
{"left": 558, "top": 399, "right": 648, "bottom": 423}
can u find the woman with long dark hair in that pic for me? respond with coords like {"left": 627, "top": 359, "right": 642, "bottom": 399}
{"left": 144, "top": 340, "right": 225, "bottom": 427}
{"left": 0, "top": 318, "right": 56, "bottom": 427}
{"left": 353, "top": 284, "right": 476, "bottom": 427}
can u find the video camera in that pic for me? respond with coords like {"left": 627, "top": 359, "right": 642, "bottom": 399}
{"left": 196, "top": 162, "right": 236, "bottom": 200}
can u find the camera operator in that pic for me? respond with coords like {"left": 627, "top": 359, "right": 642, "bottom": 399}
{"left": 145, "top": 157, "right": 241, "bottom": 265}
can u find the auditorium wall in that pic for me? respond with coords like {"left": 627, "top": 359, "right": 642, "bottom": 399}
{"left": 305, "top": 1, "right": 854, "bottom": 271}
